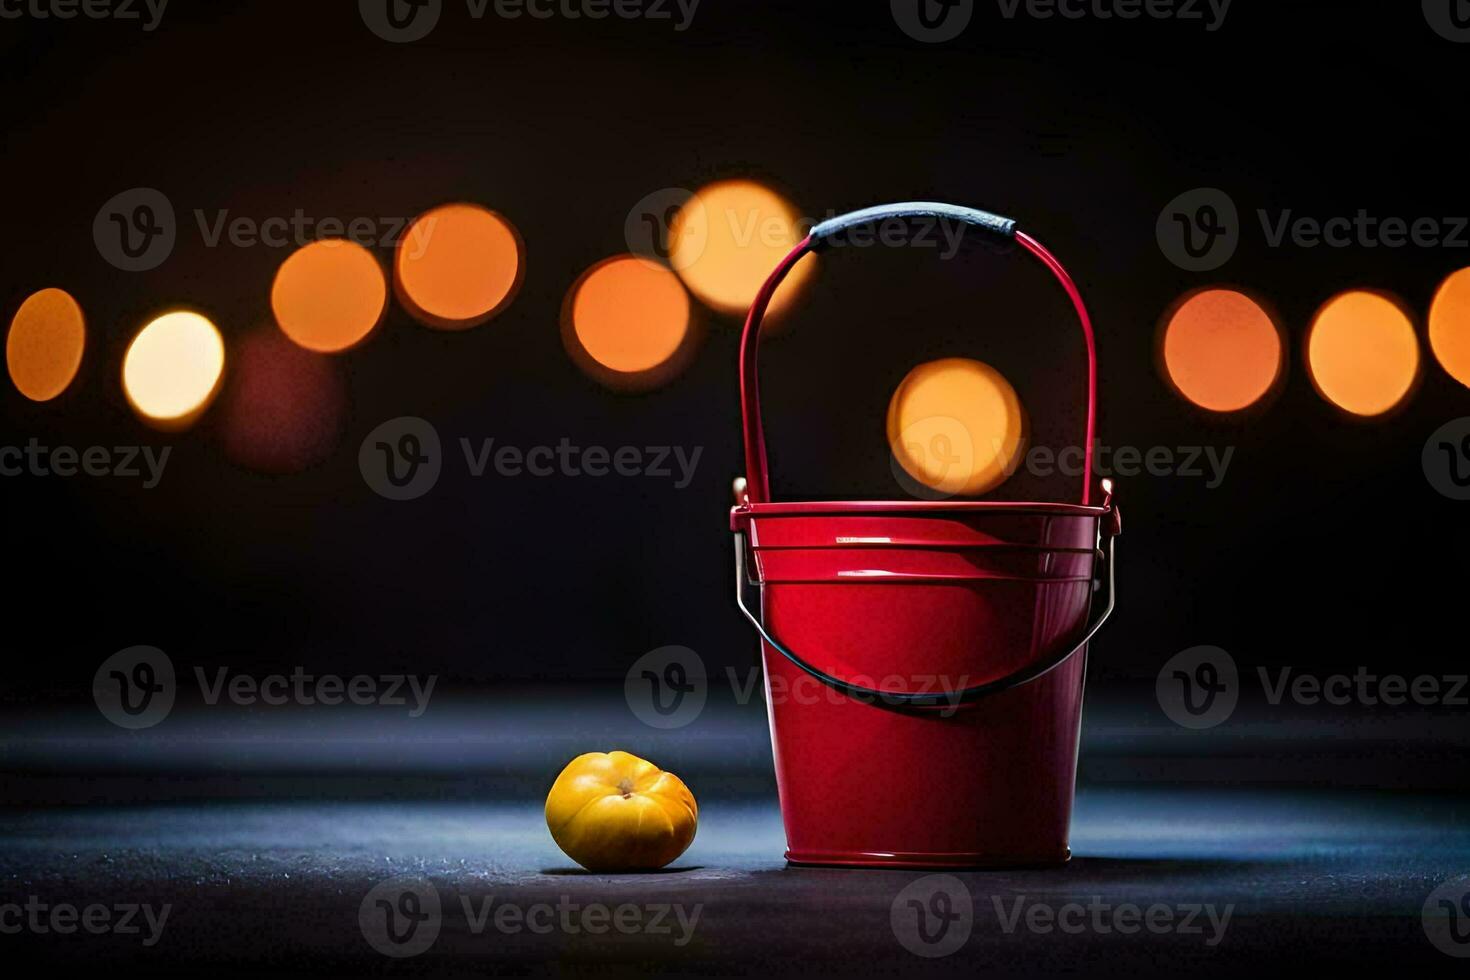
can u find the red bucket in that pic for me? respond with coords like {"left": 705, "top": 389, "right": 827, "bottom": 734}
{"left": 730, "top": 203, "right": 1120, "bottom": 868}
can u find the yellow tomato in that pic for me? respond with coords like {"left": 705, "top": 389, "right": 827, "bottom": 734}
{"left": 545, "top": 751, "right": 698, "bottom": 872}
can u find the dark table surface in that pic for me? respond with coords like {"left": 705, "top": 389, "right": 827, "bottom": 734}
{"left": 3, "top": 784, "right": 1468, "bottom": 977}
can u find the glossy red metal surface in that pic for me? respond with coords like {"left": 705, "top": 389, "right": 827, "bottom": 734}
{"left": 731, "top": 209, "right": 1113, "bottom": 867}
{"left": 746, "top": 506, "right": 1099, "bottom": 866}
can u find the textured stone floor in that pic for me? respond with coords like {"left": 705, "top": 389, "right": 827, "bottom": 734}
{"left": 2, "top": 786, "right": 1467, "bottom": 976}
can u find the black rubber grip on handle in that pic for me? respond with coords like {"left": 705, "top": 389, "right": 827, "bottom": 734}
{"left": 808, "top": 202, "right": 1017, "bottom": 250}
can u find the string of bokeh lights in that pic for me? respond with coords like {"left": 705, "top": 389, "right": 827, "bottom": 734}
{"left": 7, "top": 180, "right": 1470, "bottom": 493}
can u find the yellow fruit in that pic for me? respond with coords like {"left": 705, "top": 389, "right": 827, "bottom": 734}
{"left": 545, "top": 751, "right": 698, "bottom": 872}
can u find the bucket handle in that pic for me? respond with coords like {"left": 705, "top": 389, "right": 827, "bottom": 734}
{"left": 732, "top": 498, "right": 1118, "bottom": 708}
{"left": 739, "top": 202, "right": 1099, "bottom": 505}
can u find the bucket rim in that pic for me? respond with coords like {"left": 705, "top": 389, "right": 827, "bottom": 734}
{"left": 734, "top": 499, "right": 1109, "bottom": 519}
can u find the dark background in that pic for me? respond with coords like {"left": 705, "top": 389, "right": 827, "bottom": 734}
{"left": 1, "top": 0, "right": 1465, "bottom": 701}
{"left": 4, "top": 5, "right": 1469, "bottom": 977}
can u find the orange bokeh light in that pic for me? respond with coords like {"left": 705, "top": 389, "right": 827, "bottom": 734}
{"left": 562, "top": 256, "right": 697, "bottom": 391}
{"left": 887, "top": 358, "right": 1027, "bottom": 497}
{"left": 1429, "top": 267, "right": 1470, "bottom": 389}
{"left": 668, "top": 179, "right": 814, "bottom": 319}
{"left": 272, "top": 240, "right": 387, "bottom": 353}
{"left": 122, "top": 310, "right": 226, "bottom": 429}
{"left": 7, "top": 288, "right": 85, "bottom": 402}
{"left": 1307, "top": 290, "right": 1420, "bottom": 417}
{"left": 395, "top": 203, "right": 524, "bottom": 330}
{"left": 1162, "top": 288, "right": 1283, "bottom": 412}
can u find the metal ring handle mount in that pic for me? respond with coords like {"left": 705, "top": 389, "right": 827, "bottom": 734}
{"left": 738, "top": 201, "right": 1100, "bottom": 505}
{"left": 733, "top": 523, "right": 1116, "bottom": 709}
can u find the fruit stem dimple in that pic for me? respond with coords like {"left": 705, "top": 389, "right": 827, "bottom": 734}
{"left": 617, "top": 777, "right": 635, "bottom": 798}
